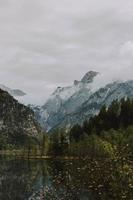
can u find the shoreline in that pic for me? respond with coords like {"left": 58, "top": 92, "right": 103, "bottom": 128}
{"left": 0, "top": 150, "right": 84, "bottom": 160}
{"left": 0, "top": 150, "right": 132, "bottom": 162}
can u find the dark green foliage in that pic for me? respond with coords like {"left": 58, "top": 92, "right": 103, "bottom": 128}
{"left": 82, "top": 120, "right": 88, "bottom": 133}
{"left": 50, "top": 128, "right": 69, "bottom": 156}
{"left": 78, "top": 98, "right": 133, "bottom": 136}
{"left": 70, "top": 124, "right": 83, "bottom": 142}
{"left": 39, "top": 98, "right": 133, "bottom": 158}
{"left": 120, "top": 98, "right": 133, "bottom": 127}
{"left": 0, "top": 88, "right": 43, "bottom": 150}
{"left": 0, "top": 91, "right": 133, "bottom": 160}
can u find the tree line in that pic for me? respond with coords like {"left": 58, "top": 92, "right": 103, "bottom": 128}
{"left": 70, "top": 98, "right": 133, "bottom": 141}
{"left": 43, "top": 98, "right": 133, "bottom": 158}
{"left": 1, "top": 98, "right": 133, "bottom": 159}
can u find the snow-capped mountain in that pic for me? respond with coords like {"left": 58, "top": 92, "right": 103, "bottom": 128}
{"left": 33, "top": 71, "right": 133, "bottom": 132}
{"left": 0, "top": 84, "right": 26, "bottom": 97}
{"left": 55, "top": 80, "right": 133, "bottom": 130}
{"left": 32, "top": 71, "right": 99, "bottom": 131}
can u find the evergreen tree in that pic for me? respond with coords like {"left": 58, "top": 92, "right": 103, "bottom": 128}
{"left": 70, "top": 124, "right": 83, "bottom": 142}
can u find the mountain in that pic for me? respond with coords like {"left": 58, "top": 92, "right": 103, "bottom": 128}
{"left": 32, "top": 71, "right": 133, "bottom": 132}
{"left": 0, "top": 84, "right": 26, "bottom": 97}
{"left": 0, "top": 89, "right": 42, "bottom": 148}
{"left": 32, "top": 71, "right": 99, "bottom": 131}
{"left": 54, "top": 80, "right": 133, "bottom": 130}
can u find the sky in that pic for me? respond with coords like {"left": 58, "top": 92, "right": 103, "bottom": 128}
{"left": 0, "top": 0, "right": 133, "bottom": 104}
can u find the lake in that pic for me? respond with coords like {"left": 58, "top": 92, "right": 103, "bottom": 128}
{"left": 0, "top": 158, "right": 132, "bottom": 200}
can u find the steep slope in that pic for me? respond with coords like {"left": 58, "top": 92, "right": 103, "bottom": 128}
{"left": 0, "top": 89, "right": 42, "bottom": 147}
{"left": 55, "top": 80, "right": 133, "bottom": 129}
{"left": 33, "top": 71, "right": 133, "bottom": 132}
{"left": 33, "top": 71, "right": 99, "bottom": 131}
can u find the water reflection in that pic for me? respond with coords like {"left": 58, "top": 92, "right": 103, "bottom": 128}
{"left": 0, "top": 158, "right": 132, "bottom": 200}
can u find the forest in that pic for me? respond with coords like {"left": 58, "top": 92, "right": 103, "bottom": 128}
{"left": 1, "top": 98, "right": 133, "bottom": 161}
{"left": 45, "top": 98, "right": 133, "bottom": 159}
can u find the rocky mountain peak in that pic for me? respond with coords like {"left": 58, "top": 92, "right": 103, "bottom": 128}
{"left": 32, "top": 70, "right": 133, "bottom": 132}
{"left": 81, "top": 71, "right": 99, "bottom": 83}
{"left": 74, "top": 80, "right": 80, "bottom": 86}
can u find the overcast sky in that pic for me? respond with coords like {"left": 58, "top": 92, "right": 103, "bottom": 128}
{"left": 0, "top": 0, "right": 133, "bottom": 104}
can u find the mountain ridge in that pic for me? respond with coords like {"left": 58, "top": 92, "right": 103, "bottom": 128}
{"left": 32, "top": 71, "right": 99, "bottom": 131}
{"left": 32, "top": 71, "right": 133, "bottom": 132}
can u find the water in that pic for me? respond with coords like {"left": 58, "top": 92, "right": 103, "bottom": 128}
{"left": 0, "top": 158, "right": 132, "bottom": 200}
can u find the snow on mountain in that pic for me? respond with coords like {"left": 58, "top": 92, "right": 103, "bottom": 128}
{"left": 57, "top": 80, "right": 133, "bottom": 130}
{"left": 0, "top": 84, "right": 26, "bottom": 97}
{"left": 32, "top": 71, "right": 133, "bottom": 132}
{"left": 32, "top": 71, "right": 99, "bottom": 131}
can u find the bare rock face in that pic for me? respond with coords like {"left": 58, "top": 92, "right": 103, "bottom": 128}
{"left": 32, "top": 70, "right": 133, "bottom": 132}
{"left": 0, "top": 89, "right": 42, "bottom": 147}
{"left": 32, "top": 71, "right": 99, "bottom": 131}
{"left": 81, "top": 71, "right": 99, "bottom": 83}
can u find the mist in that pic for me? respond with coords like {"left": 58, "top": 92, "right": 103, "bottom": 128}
{"left": 0, "top": 0, "right": 133, "bottom": 104}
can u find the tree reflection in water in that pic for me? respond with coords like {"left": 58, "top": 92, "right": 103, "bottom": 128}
{"left": 0, "top": 158, "right": 133, "bottom": 200}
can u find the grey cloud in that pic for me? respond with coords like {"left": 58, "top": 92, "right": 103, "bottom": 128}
{"left": 0, "top": 0, "right": 133, "bottom": 104}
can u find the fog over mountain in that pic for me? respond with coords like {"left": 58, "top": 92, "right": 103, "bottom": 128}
{"left": 0, "top": 84, "right": 26, "bottom": 97}
{"left": 0, "top": 0, "right": 133, "bottom": 104}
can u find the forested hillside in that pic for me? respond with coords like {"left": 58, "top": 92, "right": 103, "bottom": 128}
{"left": 0, "top": 89, "right": 43, "bottom": 150}
{"left": 1, "top": 94, "right": 133, "bottom": 161}
{"left": 46, "top": 98, "right": 133, "bottom": 158}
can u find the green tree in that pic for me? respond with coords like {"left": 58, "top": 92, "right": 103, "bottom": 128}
{"left": 70, "top": 124, "right": 83, "bottom": 142}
